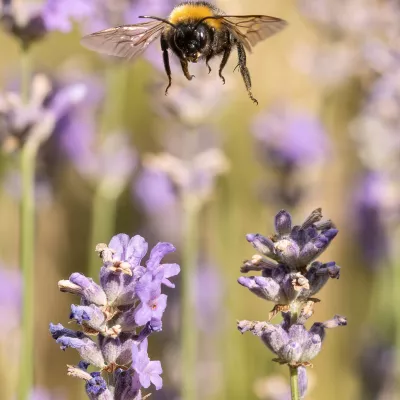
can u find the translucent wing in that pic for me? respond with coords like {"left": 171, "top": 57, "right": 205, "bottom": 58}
{"left": 81, "top": 20, "right": 165, "bottom": 60}
{"left": 220, "top": 15, "right": 287, "bottom": 52}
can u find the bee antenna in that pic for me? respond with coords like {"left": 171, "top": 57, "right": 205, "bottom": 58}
{"left": 139, "top": 16, "right": 177, "bottom": 29}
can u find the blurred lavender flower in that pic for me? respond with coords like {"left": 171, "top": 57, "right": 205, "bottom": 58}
{"left": 251, "top": 102, "right": 329, "bottom": 207}
{"left": 352, "top": 171, "right": 396, "bottom": 270}
{"left": 194, "top": 263, "right": 224, "bottom": 333}
{"left": 134, "top": 128, "right": 229, "bottom": 244}
{"left": 295, "top": 0, "right": 400, "bottom": 84}
{"left": 238, "top": 209, "right": 346, "bottom": 397}
{"left": 30, "top": 387, "right": 65, "bottom": 400}
{"left": 253, "top": 374, "right": 291, "bottom": 400}
{"left": 253, "top": 370, "right": 315, "bottom": 400}
{"left": 252, "top": 104, "right": 329, "bottom": 167}
{"left": 76, "top": 0, "right": 181, "bottom": 34}
{"left": 138, "top": 147, "right": 229, "bottom": 211}
{"left": 0, "top": 73, "right": 86, "bottom": 153}
{"left": 0, "top": 0, "right": 94, "bottom": 46}
{"left": 150, "top": 62, "right": 231, "bottom": 126}
{"left": 358, "top": 333, "right": 395, "bottom": 400}
{"left": 52, "top": 73, "right": 137, "bottom": 192}
{"left": 50, "top": 233, "right": 180, "bottom": 398}
{"left": 3, "top": 168, "right": 53, "bottom": 206}
{"left": 350, "top": 70, "right": 400, "bottom": 176}
{"left": 350, "top": 69, "right": 400, "bottom": 268}
{"left": 0, "top": 72, "right": 91, "bottom": 203}
{"left": 0, "top": 264, "right": 21, "bottom": 338}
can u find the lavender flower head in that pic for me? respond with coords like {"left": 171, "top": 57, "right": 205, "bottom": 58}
{"left": 251, "top": 103, "right": 329, "bottom": 207}
{"left": 252, "top": 103, "right": 329, "bottom": 168}
{"left": 135, "top": 127, "right": 229, "bottom": 220}
{"left": 0, "top": 264, "right": 21, "bottom": 338}
{"left": 53, "top": 73, "right": 137, "bottom": 192}
{"left": 50, "top": 233, "right": 180, "bottom": 399}
{"left": 238, "top": 209, "right": 347, "bottom": 397}
{"left": 0, "top": 0, "right": 94, "bottom": 46}
{"left": 0, "top": 73, "right": 86, "bottom": 153}
{"left": 295, "top": 0, "right": 400, "bottom": 83}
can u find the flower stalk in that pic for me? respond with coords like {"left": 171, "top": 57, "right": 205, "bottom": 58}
{"left": 181, "top": 195, "right": 200, "bottom": 400}
{"left": 88, "top": 183, "right": 119, "bottom": 278}
{"left": 88, "top": 65, "right": 129, "bottom": 278}
{"left": 289, "top": 304, "right": 300, "bottom": 400}
{"left": 18, "top": 44, "right": 36, "bottom": 400}
{"left": 290, "top": 366, "right": 300, "bottom": 400}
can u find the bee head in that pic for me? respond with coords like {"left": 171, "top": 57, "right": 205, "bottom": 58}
{"left": 174, "top": 24, "right": 209, "bottom": 62}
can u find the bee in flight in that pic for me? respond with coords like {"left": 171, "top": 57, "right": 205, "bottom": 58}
{"left": 81, "top": 1, "right": 287, "bottom": 104}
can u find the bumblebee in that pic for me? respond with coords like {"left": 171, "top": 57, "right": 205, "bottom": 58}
{"left": 81, "top": 1, "right": 287, "bottom": 104}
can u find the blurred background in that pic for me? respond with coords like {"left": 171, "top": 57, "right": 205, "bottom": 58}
{"left": 0, "top": 0, "right": 398, "bottom": 399}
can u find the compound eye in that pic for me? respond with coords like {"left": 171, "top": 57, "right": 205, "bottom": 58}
{"left": 175, "top": 30, "right": 185, "bottom": 48}
{"left": 195, "top": 27, "right": 207, "bottom": 48}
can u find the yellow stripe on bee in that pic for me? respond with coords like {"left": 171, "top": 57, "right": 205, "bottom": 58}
{"left": 169, "top": 4, "right": 222, "bottom": 29}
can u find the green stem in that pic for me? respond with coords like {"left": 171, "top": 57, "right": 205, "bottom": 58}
{"left": 18, "top": 45, "right": 36, "bottom": 400}
{"left": 392, "top": 227, "right": 400, "bottom": 391}
{"left": 100, "top": 65, "right": 128, "bottom": 137}
{"left": 88, "top": 183, "right": 119, "bottom": 278}
{"left": 289, "top": 303, "right": 300, "bottom": 400}
{"left": 181, "top": 196, "right": 199, "bottom": 400}
{"left": 20, "top": 44, "right": 31, "bottom": 103}
{"left": 290, "top": 366, "right": 300, "bottom": 400}
{"left": 87, "top": 64, "right": 128, "bottom": 278}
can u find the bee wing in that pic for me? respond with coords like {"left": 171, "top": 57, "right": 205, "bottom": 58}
{"left": 219, "top": 15, "right": 287, "bottom": 52}
{"left": 81, "top": 21, "right": 165, "bottom": 60}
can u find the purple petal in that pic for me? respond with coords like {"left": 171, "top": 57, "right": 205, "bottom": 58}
{"left": 146, "top": 242, "right": 176, "bottom": 270}
{"left": 152, "top": 294, "right": 167, "bottom": 320}
{"left": 161, "top": 263, "right": 180, "bottom": 288}
{"left": 131, "top": 341, "right": 139, "bottom": 361}
{"left": 134, "top": 303, "right": 152, "bottom": 326}
{"left": 108, "top": 234, "right": 130, "bottom": 260}
{"left": 140, "top": 338, "right": 149, "bottom": 354}
{"left": 147, "top": 360, "right": 162, "bottom": 375}
{"left": 139, "top": 372, "right": 151, "bottom": 389}
{"left": 126, "top": 235, "right": 148, "bottom": 267}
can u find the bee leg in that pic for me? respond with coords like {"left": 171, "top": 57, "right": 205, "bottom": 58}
{"left": 205, "top": 53, "right": 213, "bottom": 74}
{"left": 161, "top": 35, "right": 172, "bottom": 95}
{"left": 236, "top": 42, "right": 258, "bottom": 105}
{"left": 180, "top": 59, "right": 195, "bottom": 80}
{"left": 218, "top": 44, "right": 232, "bottom": 85}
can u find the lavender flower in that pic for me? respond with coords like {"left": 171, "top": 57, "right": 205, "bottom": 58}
{"left": 0, "top": 264, "right": 21, "bottom": 338}
{"left": 131, "top": 338, "right": 163, "bottom": 390}
{"left": 0, "top": 73, "right": 86, "bottom": 153}
{"left": 50, "top": 233, "right": 180, "bottom": 398}
{"left": 252, "top": 104, "right": 329, "bottom": 168}
{"left": 238, "top": 209, "right": 346, "bottom": 398}
{"left": 253, "top": 370, "right": 310, "bottom": 400}
{"left": 238, "top": 315, "right": 346, "bottom": 366}
{"left": 51, "top": 73, "right": 136, "bottom": 191}
{"left": 194, "top": 263, "right": 224, "bottom": 333}
{"left": 295, "top": 0, "right": 400, "bottom": 84}
{"left": 352, "top": 171, "right": 395, "bottom": 270}
{"left": 30, "top": 387, "right": 65, "bottom": 400}
{"left": 358, "top": 333, "right": 395, "bottom": 400}
{"left": 0, "top": 0, "right": 94, "bottom": 46}
{"left": 349, "top": 70, "right": 400, "bottom": 268}
{"left": 251, "top": 103, "right": 329, "bottom": 207}
{"left": 150, "top": 62, "right": 231, "bottom": 126}
{"left": 135, "top": 126, "right": 229, "bottom": 219}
